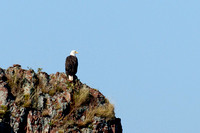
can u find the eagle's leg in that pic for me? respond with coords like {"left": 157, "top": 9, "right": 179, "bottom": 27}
{"left": 68, "top": 75, "right": 73, "bottom": 82}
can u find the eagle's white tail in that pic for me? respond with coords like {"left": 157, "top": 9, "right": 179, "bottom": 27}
{"left": 68, "top": 75, "right": 73, "bottom": 81}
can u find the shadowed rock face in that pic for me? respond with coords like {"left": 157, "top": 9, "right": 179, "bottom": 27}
{"left": 0, "top": 64, "right": 122, "bottom": 133}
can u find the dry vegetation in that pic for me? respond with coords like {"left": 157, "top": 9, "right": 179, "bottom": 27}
{"left": 63, "top": 84, "right": 115, "bottom": 127}
{"left": 79, "top": 100, "right": 115, "bottom": 126}
{"left": 73, "top": 85, "right": 90, "bottom": 107}
{"left": 95, "top": 102, "right": 115, "bottom": 118}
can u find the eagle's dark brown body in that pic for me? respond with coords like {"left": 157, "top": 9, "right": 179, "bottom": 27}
{"left": 65, "top": 55, "right": 78, "bottom": 77}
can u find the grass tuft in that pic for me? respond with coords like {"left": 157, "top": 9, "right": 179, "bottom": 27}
{"left": 37, "top": 68, "right": 43, "bottom": 73}
{"left": 73, "top": 85, "right": 90, "bottom": 107}
{"left": 63, "top": 118, "right": 75, "bottom": 128}
{"left": 95, "top": 102, "right": 115, "bottom": 118}
{"left": 79, "top": 100, "right": 115, "bottom": 126}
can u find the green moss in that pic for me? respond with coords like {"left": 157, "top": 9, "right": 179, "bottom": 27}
{"left": 23, "top": 100, "right": 32, "bottom": 107}
{"left": 66, "top": 81, "right": 73, "bottom": 89}
{"left": 56, "top": 86, "right": 63, "bottom": 92}
{"left": 49, "top": 89, "right": 56, "bottom": 96}
{"left": 0, "top": 105, "right": 8, "bottom": 118}
{"left": 0, "top": 110, "right": 5, "bottom": 115}
{"left": 48, "top": 122, "right": 54, "bottom": 126}
{"left": 24, "top": 94, "right": 30, "bottom": 101}
{"left": 88, "top": 124, "right": 93, "bottom": 129}
{"left": 58, "top": 129, "right": 64, "bottom": 133}
{"left": 1, "top": 105, "right": 7, "bottom": 111}
{"left": 55, "top": 104, "right": 61, "bottom": 110}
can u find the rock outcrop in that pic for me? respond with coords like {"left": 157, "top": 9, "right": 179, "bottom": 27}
{"left": 0, "top": 65, "right": 122, "bottom": 133}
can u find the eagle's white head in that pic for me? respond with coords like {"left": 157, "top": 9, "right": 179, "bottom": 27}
{"left": 70, "top": 50, "right": 78, "bottom": 56}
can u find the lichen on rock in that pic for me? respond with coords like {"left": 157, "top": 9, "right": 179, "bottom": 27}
{"left": 0, "top": 64, "right": 122, "bottom": 133}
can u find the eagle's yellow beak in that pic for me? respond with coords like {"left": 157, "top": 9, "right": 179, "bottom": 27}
{"left": 75, "top": 51, "right": 78, "bottom": 54}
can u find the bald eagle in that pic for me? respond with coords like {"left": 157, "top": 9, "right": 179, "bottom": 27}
{"left": 65, "top": 50, "right": 78, "bottom": 81}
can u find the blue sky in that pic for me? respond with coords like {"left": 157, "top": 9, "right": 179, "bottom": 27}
{"left": 1, "top": 1, "right": 200, "bottom": 133}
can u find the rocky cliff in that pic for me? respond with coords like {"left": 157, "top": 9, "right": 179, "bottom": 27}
{"left": 0, "top": 64, "right": 122, "bottom": 133}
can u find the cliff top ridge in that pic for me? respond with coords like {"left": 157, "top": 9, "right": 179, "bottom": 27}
{"left": 0, "top": 64, "right": 122, "bottom": 133}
